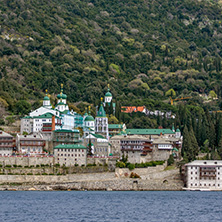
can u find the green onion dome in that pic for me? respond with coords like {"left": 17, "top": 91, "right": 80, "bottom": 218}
{"left": 85, "top": 115, "right": 95, "bottom": 121}
{"left": 105, "top": 91, "right": 112, "bottom": 97}
{"left": 57, "top": 93, "right": 67, "bottom": 100}
{"left": 43, "top": 96, "right": 50, "bottom": 101}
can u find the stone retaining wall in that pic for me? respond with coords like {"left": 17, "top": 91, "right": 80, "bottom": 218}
{"left": 0, "top": 157, "right": 53, "bottom": 167}
{"left": 0, "top": 172, "right": 116, "bottom": 183}
{"left": 0, "top": 167, "right": 183, "bottom": 191}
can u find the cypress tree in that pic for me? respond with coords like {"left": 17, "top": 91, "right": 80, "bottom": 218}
{"left": 87, "top": 139, "right": 93, "bottom": 156}
{"left": 182, "top": 125, "right": 192, "bottom": 161}
{"left": 105, "top": 103, "right": 109, "bottom": 115}
{"left": 216, "top": 115, "right": 222, "bottom": 146}
{"left": 218, "top": 138, "right": 222, "bottom": 159}
{"left": 196, "top": 111, "right": 202, "bottom": 146}
{"left": 209, "top": 122, "right": 216, "bottom": 149}
{"left": 189, "top": 127, "right": 199, "bottom": 157}
{"left": 109, "top": 101, "right": 114, "bottom": 115}
{"left": 152, "top": 47, "right": 156, "bottom": 62}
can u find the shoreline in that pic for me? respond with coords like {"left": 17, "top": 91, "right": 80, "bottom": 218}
{"left": 0, "top": 167, "right": 184, "bottom": 191}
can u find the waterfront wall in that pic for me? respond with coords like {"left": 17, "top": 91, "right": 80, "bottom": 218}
{"left": 0, "top": 172, "right": 116, "bottom": 183}
{"left": 0, "top": 167, "right": 183, "bottom": 191}
{"left": 0, "top": 173, "right": 183, "bottom": 191}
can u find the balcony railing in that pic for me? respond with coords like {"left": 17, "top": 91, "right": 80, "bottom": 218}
{"left": 20, "top": 143, "right": 45, "bottom": 146}
{"left": 0, "top": 140, "right": 13, "bottom": 142}
{"left": 200, "top": 168, "right": 216, "bottom": 172}
{"left": 200, "top": 174, "right": 216, "bottom": 178}
{"left": 0, "top": 145, "right": 14, "bottom": 148}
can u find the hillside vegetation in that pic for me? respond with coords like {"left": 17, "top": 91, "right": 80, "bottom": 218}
{"left": 1, "top": 0, "right": 222, "bottom": 113}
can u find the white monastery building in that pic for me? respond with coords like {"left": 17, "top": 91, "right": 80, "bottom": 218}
{"left": 185, "top": 160, "right": 222, "bottom": 191}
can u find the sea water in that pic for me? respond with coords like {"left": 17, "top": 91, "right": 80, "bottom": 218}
{"left": 0, "top": 191, "right": 221, "bottom": 222}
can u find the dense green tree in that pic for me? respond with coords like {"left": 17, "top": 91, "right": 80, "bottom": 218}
{"left": 13, "top": 100, "right": 31, "bottom": 115}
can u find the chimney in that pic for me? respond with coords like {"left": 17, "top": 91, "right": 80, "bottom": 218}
{"left": 52, "top": 115, "right": 55, "bottom": 131}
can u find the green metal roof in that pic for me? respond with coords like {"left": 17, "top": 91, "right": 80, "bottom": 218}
{"left": 97, "top": 104, "right": 106, "bottom": 117}
{"left": 22, "top": 116, "right": 33, "bottom": 119}
{"left": 176, "top": 128, "right": 181, "bottom": 132}
{"left": 117, "top": 131, "right": 127, "bottom": 135}
{"left": 54, "top": 144, "right": 86, "bottom": 149}
{"left": 85, "top": 115, "right": 95, "bottom": 121}
{"left": 34, "top": 113, "right": 56, "bottom": 119}
{"left": 125, "top": 129, "right": 175, "bottom": 135}
{"left": 91, "top": 133, "right": 106, "bottom": 139}
{"left": 56, "top": 101, "right": 65, "bottom": 106}
{"left": 172, "top": 147, "right": 179, "bottom": 151}
{"left": 108, "top": 124, "right": 123, "bottom": 129}
{"left": 54, "top": 129, "right": 79, "bottom": 133}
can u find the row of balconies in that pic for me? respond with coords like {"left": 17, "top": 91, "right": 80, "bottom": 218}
{"left": 200, "top": 174, "right": 216, "bottom": 178}
{"left": 121, "top": 143, "right": 144, "bottom": 146}
{"left": 20, "top": 143, "right": 45, "bottom": 146}
{"left": 200, "top": 168, "right": 216, "bottom": 172}
{"left": 0, "top": 145, "right": 14, "bottom": 148}
{"left": 121, "top": 148, "right": 143, "bottom": 151}
{"left": 0, "top": 139, "right": 13, "bottom": 142}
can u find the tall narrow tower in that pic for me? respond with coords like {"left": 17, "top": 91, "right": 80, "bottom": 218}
{"left": 55, "top": 84, "right": 69, "bottom": 112}
{"left": 43, "top": 89, "right": 52, "bottom": 108}
{"left": 104, "top": 84, "right": 112, "bottom": 105}
{"left": 95, "top": 98, "right": 109, "bottom": 139}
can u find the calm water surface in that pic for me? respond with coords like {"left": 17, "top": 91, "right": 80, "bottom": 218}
{"left": 0, "top": 191, "right": 221, "bottom": 222}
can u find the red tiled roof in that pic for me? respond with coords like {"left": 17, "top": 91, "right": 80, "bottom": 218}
{"left": 121, "top": 106, "right": 145, "bottom": 113}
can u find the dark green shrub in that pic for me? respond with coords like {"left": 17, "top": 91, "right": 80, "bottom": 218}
{"left": 6, "top": 165, "right": 11, "bottom": 168}
{"left": 127, "top": 163, "right": 135, "bottom": 170}
{"left": 87, "top": 163, "right": 96, "bottom": 167}
{"left": 116, "top": 161, "right": 126, "bottom": 168}
{"left": 27, "top": 173, "right": 33, "bottom": 175}
{"left": 167, "top": 155, "right": 174, "bottom": 166}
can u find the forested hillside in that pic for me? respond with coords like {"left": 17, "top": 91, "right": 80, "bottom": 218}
{"left": 2, "top": 0, "right": 222, "bottom": 160}
{"left": 1, "top": 0, "right": 222, "bottom": 109}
